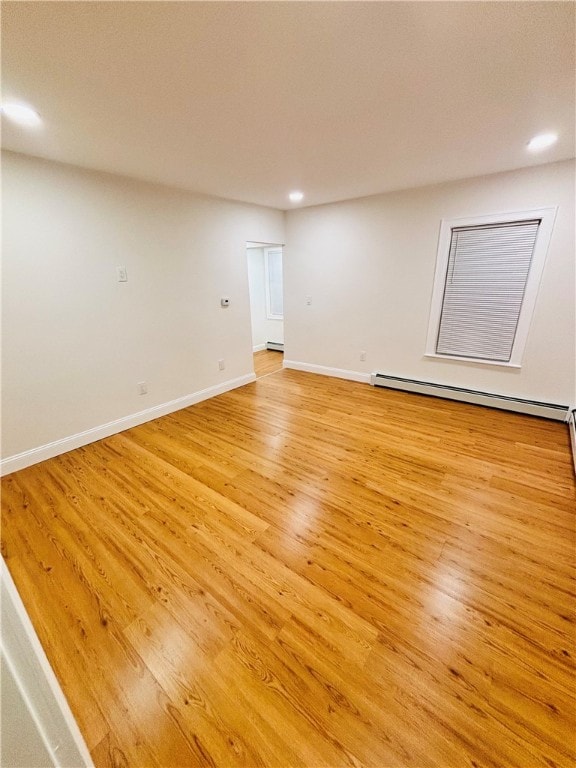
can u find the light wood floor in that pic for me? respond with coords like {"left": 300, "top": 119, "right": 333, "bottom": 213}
{"left": 254, "top": 348, "right": 283, "bottom": 378}
{"left": 2, "top": 370, "right": 575, "bottom": 768}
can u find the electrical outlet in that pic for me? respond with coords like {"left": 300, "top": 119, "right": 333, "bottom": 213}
{"left": 360, "top": 351, "right": 367, "bottom": 362}
{"left": 218, "top": 359, "right": 225, "bottom": 371}
{"left": 117, "top": 266, "right": 128, "bottom": 282}
{"left": 305, "top": 295, "right": 312, "bottom": 306}
{"left": 137, "top": 381, "right": 148, "bottom": 395}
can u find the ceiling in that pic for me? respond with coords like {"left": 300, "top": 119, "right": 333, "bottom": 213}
{"left": 2, "top": 2, "right": 574, "bottom": 210}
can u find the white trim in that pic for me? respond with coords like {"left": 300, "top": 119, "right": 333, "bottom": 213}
{"left": 264, "top": 247, "right": 284, "bottom": 320}
{"left": 253, "top": 344, "right": 267, "bottom": 352}
{"left": 426, "top": 207, "right": 558, "bottom": 367}
{"left": 0, "top": 373, "right": 256, "bottom": 476}
{"left": 568, "top": 408, "right": 576, "bottom": 474}
{"left": 1, "top": 558, "right": 93, "bottom": 767}
{"left": 424, "top": 353, "right": 521, "bottom": 369}
{"left": 246, "top": 241, "right": 285, "bottom": 249}
{"left": 283, "top": 359, "right": 371, "bottom": 384}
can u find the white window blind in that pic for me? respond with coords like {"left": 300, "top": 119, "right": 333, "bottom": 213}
{"left": 266, "top": 248, "right": 283, "bottom": 319}
{"left": 436, "top": 220, "right": 540, "bottom": 362}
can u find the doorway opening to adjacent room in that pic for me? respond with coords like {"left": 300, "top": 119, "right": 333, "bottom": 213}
{"left": 246, "top": 241, "right": 284, "bottom": 378}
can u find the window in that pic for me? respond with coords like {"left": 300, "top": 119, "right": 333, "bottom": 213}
{"left": 426, "top": 208, "right": 557, "bottom": 367}
{"left": 265, "top": 247, "right": 283, "bottom": 319}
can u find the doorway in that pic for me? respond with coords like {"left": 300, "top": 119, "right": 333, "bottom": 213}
{"left": 246, "top": 241, "right": 284, "bottom": 378}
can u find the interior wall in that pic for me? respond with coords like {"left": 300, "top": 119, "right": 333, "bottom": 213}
{"left": 1, "top": 151, "right": 284, "bottom": 459}
{"left": 1, "top": 654, "right": 54, "bottom": 768}
{"left": 284, "top": 160, "right": 575, "bottom": 405}
{"left": 246, "top": 247, "right": 284, "bottom": 349}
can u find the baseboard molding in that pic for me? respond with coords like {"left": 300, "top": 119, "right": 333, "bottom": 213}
{"left": 252, "top": 344, "right": 266, "bottom": 352}
{"left": 283, "top": 360, "right": 371, "bottom": 384}
{"left": 0, "top": 373, "right": 256, "bottom": 476}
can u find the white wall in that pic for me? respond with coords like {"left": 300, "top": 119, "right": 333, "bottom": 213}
{"left": 284, "top": 160, "right": 575, "bottom": 405}
{"left": 1, "top": 653, "right": 55, "bottom": 768}
{"left": 246, "top": 247, "right": 284, "bottom": 349}
{"left": 3, "top": 153, "right": 574, "bottom": 465}
{"left": 1, "top": 151, "right": 284, "bottom": 460}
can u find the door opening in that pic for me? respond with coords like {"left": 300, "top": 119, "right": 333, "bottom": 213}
{"left": 246, "top": 241, "right": 284, "bottom": 378}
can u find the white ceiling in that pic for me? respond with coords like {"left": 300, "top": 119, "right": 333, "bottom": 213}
{"left": 2, "top": 2, "right": 574, "bottom": 210}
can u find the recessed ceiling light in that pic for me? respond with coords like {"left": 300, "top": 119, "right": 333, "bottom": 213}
{"left": 1, "top": 102, "right": 42, "bottom": 128}
{"left": 289, "top": 191, "right": 304, "bottom": 203}
{"left": 527, "top": 133, "right": 558, "bottom": 152}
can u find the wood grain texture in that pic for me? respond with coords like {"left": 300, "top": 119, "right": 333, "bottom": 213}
{"left": 2, "top": 369, "right": 575, "bottom": 767}
{"left": 253, "top": 349, "right": 283, "bottom": 378}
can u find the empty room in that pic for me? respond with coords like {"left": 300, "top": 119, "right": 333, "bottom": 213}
{"left": 1, "top": 2, "right": 575, "bottom": 767}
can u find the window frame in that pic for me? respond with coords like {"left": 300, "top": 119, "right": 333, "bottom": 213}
{"left": 264, "top": 246, "right": 284, "bottom": 320}
{"left": 425, "top": 207, "right": 557, "bottom": 368}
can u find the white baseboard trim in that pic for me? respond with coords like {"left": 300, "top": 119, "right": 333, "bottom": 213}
{"left": 283, "top": 360, "right": 371, "bottom": 384}
{"left": 0, "top": 373, "right": 256, "bottom": 477}
{"left": 252, "top": 344, "right": 266, "bottom": 352}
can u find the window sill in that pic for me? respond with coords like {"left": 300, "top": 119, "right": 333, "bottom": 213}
{"left": 424, "top": 353, "right": 521, "bottom": 369}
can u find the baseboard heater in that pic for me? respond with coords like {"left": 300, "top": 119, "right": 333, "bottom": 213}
{"left": 266, "top": 342, "right": 284, "bottom": 352}
{"left": 370, "top": 373, "right": 569, "bottom": 421}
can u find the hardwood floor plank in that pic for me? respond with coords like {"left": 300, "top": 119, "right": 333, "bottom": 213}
{"left": 253, "top": 349, "right": 284, "bottom": 378}
{"left": 2, "top": 369, "right": 574, "bottom": 767}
